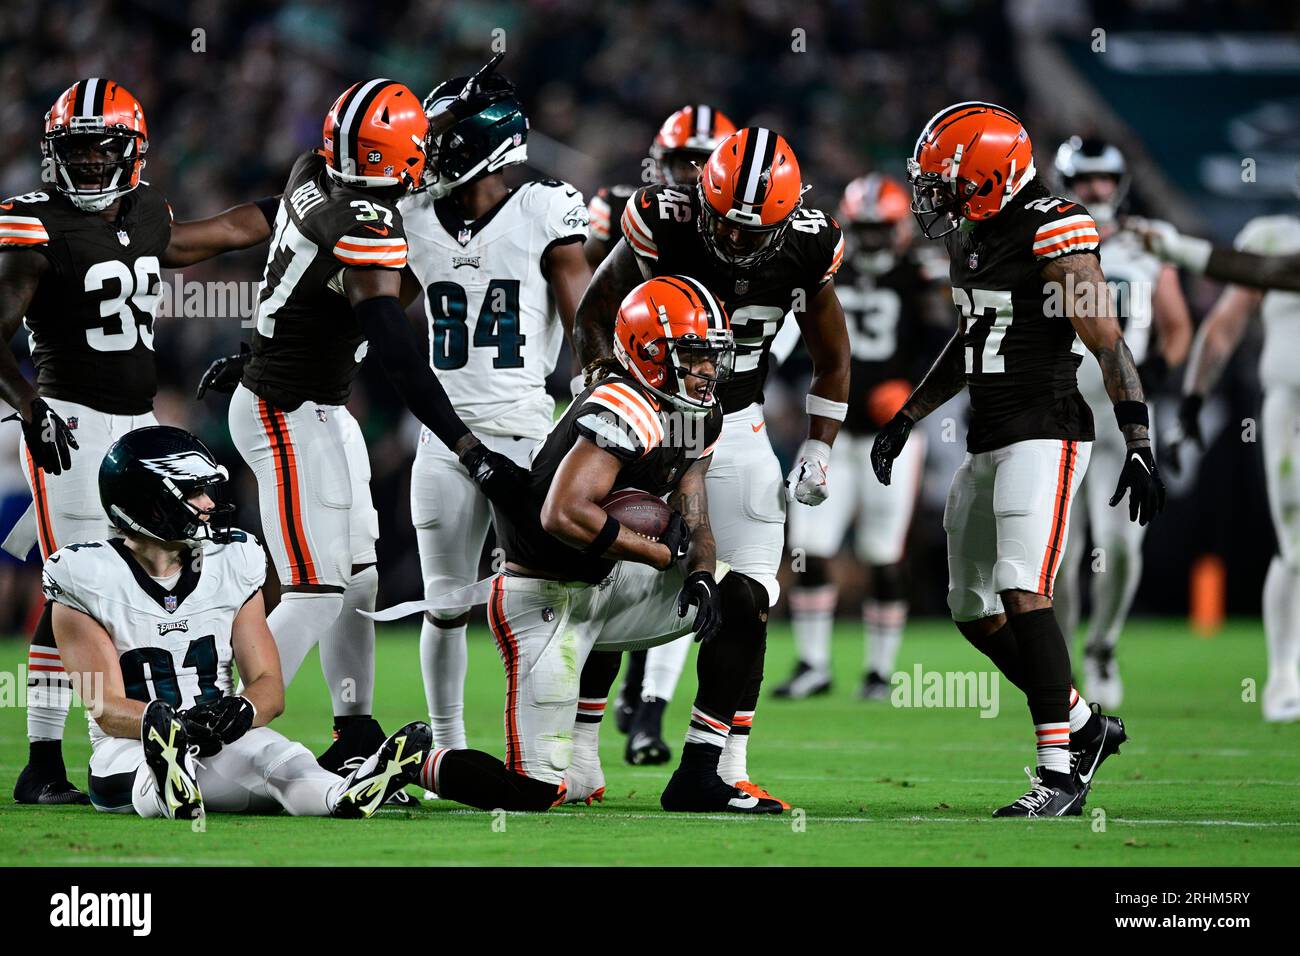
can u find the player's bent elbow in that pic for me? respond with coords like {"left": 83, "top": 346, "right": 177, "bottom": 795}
{"left": 539, "top": 496, "right": 585, "bottom": 546}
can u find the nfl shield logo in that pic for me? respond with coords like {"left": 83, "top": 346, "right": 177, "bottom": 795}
{"left": 164, "top": 595, "right": 178, "bottom": 612}
{"left": 968, "top": 251, "right": 979, "bottom": 269}
{"left": 457, "top": 227, "right": 473, "bottom": 246}
{"left": 315, "top": 408, "right": 328, "bottom": 423}
{"left": 735, "top": 278, "right": 749, "bottom": 295}
{"left": 66, "top": 416, "right": 78, "bottom": 431}
{"left": 117, "top": 229, "right": 130, "bottom": 246}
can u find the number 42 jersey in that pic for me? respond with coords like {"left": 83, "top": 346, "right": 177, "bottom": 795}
{"left": 400, "top": 180, "right": 589, "bottom": 440}
{"left": 42, "top": 532, "right": 267, "bottom": 745}
{"left": 943, "top": 181, "right": 1099, "bottom": 453}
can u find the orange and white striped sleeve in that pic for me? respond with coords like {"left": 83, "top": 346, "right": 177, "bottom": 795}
{"left": 619, "top": 189, "right": 659, "bottom": 261}
{"left": 332, "top": 231, "right": 408, "bottom": 269}
{"left": 1032, "top": 213, "right": 1100, "bottom": 261}
{"left": 588, "top": 192, "right": 612, "bottom": 242}
{"left": 0, "top": 214, "right": 50, "bottom": 247}
{"left": 576, "top": 380, "right": 665, "bottom": 460}
{"left": 820, "top": 229, "right": 845, "bottom": 284}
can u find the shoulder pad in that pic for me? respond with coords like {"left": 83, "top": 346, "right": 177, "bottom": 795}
{"left": 330, "top": 199, "right": 408, "bottom": 269}
{"left": 578, "top": 379, "right": 665, "bottom": 458}
{"left": 0, "top": 191, "right": 56, "bottom": 247}
{"left": 1023, "top": 197, "right": 1100, "bottom": 260}
{"left": 621, "top": 185, "right": 674, "bottom": 260}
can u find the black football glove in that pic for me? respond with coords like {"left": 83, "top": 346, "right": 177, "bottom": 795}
{"left": 182, "top": 695, "right": 256, "bottom": 747}
{"left": 174, "top": 709, "right": 225, "bottom": 757}
{"left": 658, "top": 511, "right": 691, "bottom": 567}
{"left": 870, "top": 412, "right": 914, "bottom": 486}
{"left": 3, "top": 398, "right": 78, "bottom": 475}
{"left": 196, "top": 342, "right": 252, "bottom": 400}
{"left": 460, "top": 438, "right": 531, "bottom": 515}
{"left": 1109, "top": 443, "right": 1167, "bottom": 526}
{"left": 677, "top": 570, "right": 722, "bottom": 643}
{"left": 1165, "top": 394, "right": 1204, "bottom": 477}
{"left": 447, "top": 53, "right": 512, "bottom": 121}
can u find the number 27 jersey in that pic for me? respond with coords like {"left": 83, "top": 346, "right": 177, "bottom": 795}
{"left": 943, "top": 185, "right": 1099, "bottom": 453}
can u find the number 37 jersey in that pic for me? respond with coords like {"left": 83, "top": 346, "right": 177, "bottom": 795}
{"left": 0, "top": 187, "right": 171, "bottom": 415}
{"left": 399, "top": 181, "right": 589, "bottom": 439}
{"left": 42, "top": 532, "right": 267, "bottom": 744}
{"left": 943, "top": 184, "right": 1099, "bottom": 453}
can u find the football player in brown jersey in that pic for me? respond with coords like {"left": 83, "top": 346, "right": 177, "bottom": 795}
{"left": 0, "top": 78, "right": 279, "bottom": 804}
{"left": 871, "top": 102, "right": 1164, "bottom": 816}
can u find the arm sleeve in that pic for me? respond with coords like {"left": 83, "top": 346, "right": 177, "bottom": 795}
{"left": 1032, "top": 206, "right": 1101, "bottom": 261}
{"left": 619, "top": 187, "right": 661, "bottom": 261}
{"left": 332, "top": 217, "right": 409, "bottom": 270}
{"left": 588, "top": 191, "right": 612, "bottom": 242}
{"left": 353, "top": 295, "right": 471, "bottom": 450}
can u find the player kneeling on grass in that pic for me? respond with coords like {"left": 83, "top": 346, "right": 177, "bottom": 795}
{"left": 414, "top": 276, "right": 782, "bottom": 814}
{"left": 44, "top": 425, "right": 431, "bottom": 820}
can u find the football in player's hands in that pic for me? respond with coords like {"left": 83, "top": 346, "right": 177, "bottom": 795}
{"left": 599, "top": 488, "right": 671, "bottom": 538}
{"left": 4, "top": 398, "right": 78, "bottom": 476}
{"left": 182, "top": 695, "right": 256, "bottom": 747}
{"left": 657, "top": 511, "right": 692, "bottom": 567}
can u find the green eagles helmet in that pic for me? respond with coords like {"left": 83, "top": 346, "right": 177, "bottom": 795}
{"left": 421, "top": 72, "right": 528, "bottom": 199}
{"left": 100, "top": 426, "right": 235, "bottom": 545}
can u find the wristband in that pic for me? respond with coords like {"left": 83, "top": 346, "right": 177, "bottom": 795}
{"left": 806, "top": 393, "right": 848, "bottom": 422}
{"left": 1114, "top": 400, "right": 1150, "bottom": 429}
{"left": 584, "top": 514, "right": 621, "bottom": 555}
{"left": 253, "top": 196, "right": 280, "bottom": 229}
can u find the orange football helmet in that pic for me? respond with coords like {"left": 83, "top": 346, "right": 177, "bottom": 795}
{"left": 650, "top": 104, "right": 737, "bottom": 186}
{"left": 42, "top": 79, "right": 148, "bottom": 212}
{"left": 907, "top": 101, "right": 1036, "bottom": 238}
{"left": 614, "top": 276, "right": 735, "bottom": 416}
{"left": 840, "top": 173, "right": 913, "bottom": 274}
{"left": 323, "top": 79, "right": 428, "bottom": 191}
{"left": 697, "top": 127, "right": 804, "bottom": 269}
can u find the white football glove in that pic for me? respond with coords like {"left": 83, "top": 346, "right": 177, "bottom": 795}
{"left": 785, "top": 439, "right": 831, "bottom": 506}
{"left": 1125, "top": 217, "right": 1212, "bottom": 273}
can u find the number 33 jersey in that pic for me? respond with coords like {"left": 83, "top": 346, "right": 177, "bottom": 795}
{"left": 42, "top": 533, "right": 267, "bottom": 744}
{"left": 942, "top": 181, "right": 1099, "bottom": 453}
{"left": 399, "top": 180, "right": 589, "bottom": 439}
{"left": 243, "top": 149, "right": 411, "bottom": 411}
{"left": 0, "top": 186, "right": 171, "bottom": 415}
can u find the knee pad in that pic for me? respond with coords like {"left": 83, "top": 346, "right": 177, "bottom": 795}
{"left": 720, "top": 572, "right": 770, "bottom": 641}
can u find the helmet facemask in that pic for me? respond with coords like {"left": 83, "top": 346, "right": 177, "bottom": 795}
{"left": 44, "top": 130, "right": 144, "bottom": 212}
{"left": 616, "top": 328, "right": 735, "bottom": 418}
{"left": 907, "top": 157, "right": 964, "bottom": 239}
{"left": 696, "top": 183, "right": 799, "bottom": 270}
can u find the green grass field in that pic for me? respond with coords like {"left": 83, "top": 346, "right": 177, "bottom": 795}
{"left": 1, "top": 619, "right": 1296, "bottom": 866}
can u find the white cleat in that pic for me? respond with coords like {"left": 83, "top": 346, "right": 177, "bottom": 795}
{"left": 1262, "top": 692, "right": 1300, "bottom": 723}
{"left": 1084, "top": 649, "right": 1123, "bottom": 711}
{"left": 562, "top": 747, "right": 606, "bottom": 805}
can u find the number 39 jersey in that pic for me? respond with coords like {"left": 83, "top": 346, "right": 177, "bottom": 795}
{"left": 0, "top": 186, "right": 171, "bottom": 415}
{"left": 621, "top": 184, "right": 844, "bottom": 414}
{"left": 942, "top": 180, "right": 1098, "bottom": 453}
{"left": 41, "top": 532, "right": 267, "bottom": 744}
{"left": 243, "top": 149, "right": 410, "bottom": 411}
{"left": 399, "top": 180, "right": 589, "bottom": 439}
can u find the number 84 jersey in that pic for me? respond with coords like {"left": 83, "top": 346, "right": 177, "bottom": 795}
{"left": 0, "top": 186, "right": 171, "bottom": 416}
{"left": 400, "top": 180, "right": 590, "bottom": 440}
{"left": 42, "top": 532, "right": 267, "bottom": 745}
{"left": 943, "top": 184, "right": 1098, "bottom": 453}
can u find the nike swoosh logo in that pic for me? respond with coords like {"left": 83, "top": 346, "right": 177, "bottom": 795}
{"left": 751, "top": 422, "right": 765, "bottom": 433}
{"left": 1057, "top": 203, "right": 1077, "bottom": 213}
{"left": 1077, "top": 727, "right": 1106, "bottom": 784}
{"left": 1130, "top": 452, "right": 1150, "bottom": 473}
{"left": 640, "top": 193, "right": 652, "bottom": 208}
{"left": 364, "top": 225, "right": 390, "bottom": 236}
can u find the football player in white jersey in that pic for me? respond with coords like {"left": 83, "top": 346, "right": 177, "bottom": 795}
{"left": 1149, "top": 210, "right": 1300, "bottom": 722}
{"left": 1049, "top": 138, "right": 1192, "bottom": 708}
{"left": 44, "top": 426, "right": 431, "bottom": 818}
{"left": 398, "top": 72, "right": 592, "bottom": 751}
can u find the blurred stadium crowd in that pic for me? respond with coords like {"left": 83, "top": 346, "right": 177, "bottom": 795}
{"left": 1, "top": 0, "right": 1296, "bottom": 631}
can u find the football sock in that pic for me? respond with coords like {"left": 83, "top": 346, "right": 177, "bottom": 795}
{"left": 420, "top": 615, "right": 468, "bottom": 749}
{"left": 580, "top": 650, "right": 622, "bottom": 700}
{"left": 719, "top": 712, "right": 753, "bottom": 785}
{"left": 684, "top": 704, "right": 731, "bottom": 748}
{"left": 963, "top": 620, "right": 1026, "bottom": 692}
{"left": 1008, "top": 607, "right": 1073, "bottom": 776}
{"left": 1068, "top": 687, "right": 1095, "bottom": 736}
{"left": 266, "top": 590, "right": 344, "bottom": 686}
{"left": 26, "top": 604, "right": 70, "bottom": 743}
{"left": 643, "top": 634, "right": 691, "bottom": 702}
{"left": 576, "top": 696, "right": 607, "bottom": 732}
{"left": 790, "top": 584, "right": 835, "bottom": 672}
{"left": 619, "top": 649, "right": 647, "bottom": 705}
{"left": 1263, "top": 557, "right": 1300, "bottom": 703}
{"left": 864, "top": 597, "right": 906, "bottom": 679}
{"left": 421, "top": 748, "right": 559, "bottom": 812}
{"left": 320, "top": 565, "right": 377, "bottom": 716}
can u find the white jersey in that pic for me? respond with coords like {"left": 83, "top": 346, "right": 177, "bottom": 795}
{"left": 1236, "top": 214, "right": 1300, "bottom": 391}
{"left": 400, "top": 180, "right": 589, "bottom": 439}
{"left": 1077, "top": 228, "right": 1161, "bottom": 405}
{"left": 41, "top": 532, "right": 267, "bottom": 744}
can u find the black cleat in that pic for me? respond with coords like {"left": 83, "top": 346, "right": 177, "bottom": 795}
{"left": 993, "top": 768, "right": 1085, "bottom": 818}
{"left": 661, "top": 769, "right": 784, "bottom": 814}
{"left": 1071, "top": 704, "right": 1128, "bottom": 792}
{"left": 771, "top": 661, "right": 832, "bottom": 700}
{"left": 857, "top": 670, "right": 891, "bottom": 701}
{"left": 14, "top": 763, "right": 90, "bottom": 806}
{"left": 614, "top": 693, "right": 637, "bottom": 735}
{"left": 141, "top": 700, "right": 204, "bottom": 820}
{"left": 624, "top": 696, "right": 671, "bottom": 765}
{"left": 317, "top": 716, "right": 389, "bottom": 773}
{"left": 333, "top": 721, "right": 432, "bottom": 818}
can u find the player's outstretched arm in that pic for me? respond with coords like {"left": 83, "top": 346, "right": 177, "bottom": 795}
{"left": 542, "top": 436, "right": 679, "bottom": 570}
{"left": 573, "top": 238, "right": 643, "bottom": 369}
{"left": 544, "top": 239, "right": 594, "bottom": 350}
{"left": 162, "top": 199, "right": 277, "bottom": 269}
{"left": 230, "top": 591, "right": 284, "bottom": 727}
{"left": 51, "top": 602, "right": 144, "bottom": 739}
{"left": 1129, "top": 217, "right": 1300, "bottom": 292}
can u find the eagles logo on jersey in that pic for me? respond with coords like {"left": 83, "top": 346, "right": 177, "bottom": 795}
{"left": 619, "top": 130, "right": 843, "bottom": 414}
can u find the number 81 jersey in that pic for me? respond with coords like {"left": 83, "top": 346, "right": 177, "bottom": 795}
{"left": 0, "top": 186, "right": 171, "bottom": 415}
{"left": 399, "top": 180, "right": 589, "bottom": 439}
{"left": 942, "top": 183, "right": 1098, "bottom": 453}
{"left": 42, "top": 533, "right": 267, "bottom": 745}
